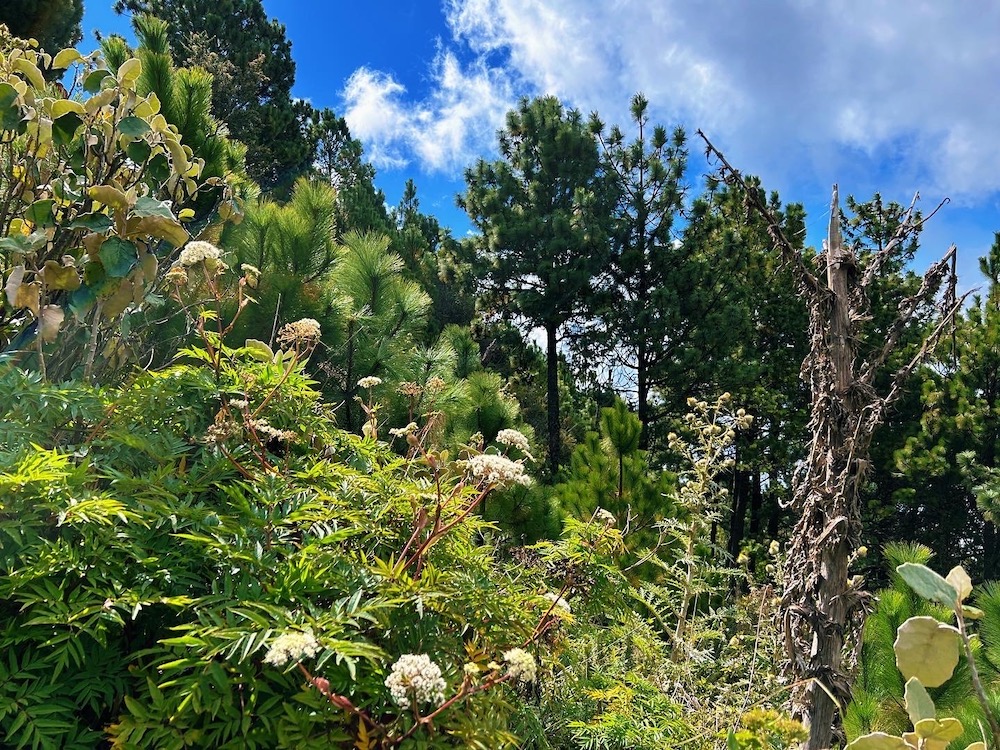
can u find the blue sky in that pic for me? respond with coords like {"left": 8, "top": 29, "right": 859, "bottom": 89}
{"left": 82, "top": 1, "right": 1000, "bottom": 287}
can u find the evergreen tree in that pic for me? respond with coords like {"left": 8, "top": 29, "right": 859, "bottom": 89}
{"left": 114, "top": 0, "right": 312, "bottom": 190}
{"left": 586, "top": 94, "right": 687, "bottom": 447}
{"left": 461, "top": 95, "right": 613, "bottom": 476}
{"left": 886, "top": 231, "right": 1000, "bottom": 580}
{"left": 0, "top": 0, "right": 83, "bottom": 53}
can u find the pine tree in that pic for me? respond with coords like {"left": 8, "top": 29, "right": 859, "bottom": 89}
{"left": 461, "top": 96, "right": 613, "bottom": 476}
{"left": 0, "top": 0, "right": 83, "bottom": 53}
{"left": 586, "top": 94, "right": 687, "bottom": 447}
{"left": 114, "top": 0, "right": 312, "bottom": 190}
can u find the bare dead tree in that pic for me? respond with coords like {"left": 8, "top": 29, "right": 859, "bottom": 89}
{"left": 698, "top": 131, "right": 966, "bottom": 749}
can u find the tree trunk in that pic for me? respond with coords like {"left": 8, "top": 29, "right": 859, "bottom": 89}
{"left": 790, "top": 186, "right": 859, "bottom": 749}
{"left": 749, "top": 469, "right": 763, "bottom": 535}
{"left": 637, "top": 342, "right": 649, "bottom": 450}
{"left": 728, "top": 465, "right": 750, "bottom": 561}
{"left": 546, "top": 321, "right": 561, "bottom": 477}
{"left": 697, "top": 137, "right": 962, "bottom": 750}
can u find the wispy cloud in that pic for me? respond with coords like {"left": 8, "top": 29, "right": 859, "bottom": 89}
{"left": 341, "top": 45, "right": 515, "bottom": 174}
{"left": 343, "top": 0, "right": 1000, "bottom": 208}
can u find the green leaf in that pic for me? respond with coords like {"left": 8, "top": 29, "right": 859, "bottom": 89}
{"left": 894, "top": 616, "right": 961, "bottom": 688}
{"left": 98, "top": 237, "right": 138, "bottom": 278}
{"left": 132, "top": 195, "right": 174, "bottom": 219}
{"left": 69, "top": 212, "right": 114, "bottom": 233}
{"left": 904, "top": 677, "right": 935, "bottom": 725}
{"left": 25, "top": 199, "right": 55, "bottom": 227}
{"left": 242, "top": 339, "right": 274, "bottom": 362}
{"left": 83, "top": 69, "right": 112, "bottom": 93}
{"left": 897, "top": 563, "right": 959, "bottom": 607}
{"left": 118, "top": 116, "right": 151, "bottom": 138}
{"left": 0, "top": 230, "right": 49, "bottom": 253}
{"left": 52, "top": 112, "right": 83, "bottom": 146}
{"left": 67, "top": 283, "right": 97, "bottom": 318}
{"left": 127, "top": 139, "right": 151, "bottom": 164}
{"left": 0, "top": 82, "right": 23, "bottom": 131}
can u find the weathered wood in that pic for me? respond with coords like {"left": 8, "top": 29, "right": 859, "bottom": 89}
{"left": 697, "top": 131, "right": 965, "bottom": 750}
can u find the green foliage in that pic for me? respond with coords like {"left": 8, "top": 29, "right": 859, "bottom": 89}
{"left": 0, "top": 0, "right": 83, "bottom": 55}
{"left": 0, "top": 30, "right": 231, "bottom": 381}
{"left": 462, "top": 95, "right": 613, "bottom": 474}
{"left": 847, "top": 554, "right": 1000, "bottom": 749}
{"left": 554, "top": 398, "right": 676, "bottom": 568}
{"left": 115, "top": 0, "right": 312, "bottom": 190}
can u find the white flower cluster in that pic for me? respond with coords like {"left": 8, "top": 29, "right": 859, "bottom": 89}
{"left": 496, "top": 428, "right": 530, "bottom": 454}
{"left": 385, "top": 653, "right": 447, "bottom": 709}
{"left": 542, "top": 592, "right": 571, "bottom": 615}
{"left": 389, "top": 422, "right": 418, "bottom": 438}
{"left": 263, "top": 631, "right": 320, "bottom": 667}
{"left": 178, "top": 240, "right": 222, "bottom": 267}
{"left": 467, "top": 453, "right": 531, "bottom": 487}
{"left": 250, "top": 418, "right": 296, "bottom": 443}
{"left": 276, "top": 318, "right": 321, "bottom": 348}
{"left": 357, "top": 376, "right": 383, "bottom": 389}
{"left": 503, "top": 648, "right": 536, "bottom": 683}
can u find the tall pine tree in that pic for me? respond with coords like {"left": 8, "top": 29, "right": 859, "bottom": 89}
{"left": 461, "top": 96, "right": 612, "bottom": 476}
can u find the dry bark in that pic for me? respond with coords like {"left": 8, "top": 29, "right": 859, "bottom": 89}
{"left": 698, "top": 131, "right": 965, "bottom": 749}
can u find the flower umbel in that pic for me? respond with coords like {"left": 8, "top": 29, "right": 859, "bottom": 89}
{"left": 496, "top": 428, "right": 531, "bottom": 455}
{"left": 385, "top": 654, "right": 447, "bottom": 710}
{"left": 502, "top": 648, "right": 536, "bottom": 683}
{"left": 264, "top": 631, "right": 320, "bottom": 667}
{"left": 178, "top": 240, "right": 222, "bottom": 268}
{"left": 467, "top": 453, "right": 531, "bottom": 487}
{"left": 357, "top": 376, "right": 383, "bottom": 389}
{"left": 542, "top": 592, "right": 572, "bottom": 615}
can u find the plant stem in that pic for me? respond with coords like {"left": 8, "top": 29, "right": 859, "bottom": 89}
{"left": 956, "top": 606, "right": 1000, "bottom": 744}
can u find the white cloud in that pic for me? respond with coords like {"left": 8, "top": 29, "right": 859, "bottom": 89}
{"left": 341, "top": 68, "right": 411, "bottom": 170}
{"left": 341, "top": 47, "right": 515, "bottom": 174}
{"left": 343, "top": 0, "right": 1000, "bottom": 209}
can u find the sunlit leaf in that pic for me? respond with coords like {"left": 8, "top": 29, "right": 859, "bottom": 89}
{"left": 894, "top": 616, "right": 960, "bottom": 688}
{"left": 945, "top": 566, "right": 973, "bottom": 602}
{"left": 38, "top": 305, "right": 64, "bottom": 342}
{"left": 903, "top": 677, "right": 935, "bottom": 726}
{"left": 897, "top": 563, "right": 959, "bottom": 607}
{"left": 41, "top": 260, "right": 80, "bottom": 291}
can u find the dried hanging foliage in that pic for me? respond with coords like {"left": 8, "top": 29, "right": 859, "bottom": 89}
{"left": 698, "top": 131, "right": 967, "bottom": 749}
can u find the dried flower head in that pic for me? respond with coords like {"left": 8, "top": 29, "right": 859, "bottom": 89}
{"left": 397, "top": 381, "right": 423, "bottom": 397}
{"left": 276, "top": 318, "right": 321, "bottom": 348}
{"left": 503, "top": 648, "right": 536, "bottom": 683}
{"left": 385, "top": 654, "right": 447, "bottom": 709}
{"left": 425, "top": 376, "right": 446, "bottom": 393}
{"left": 165, "top": 265, "right": 189, "bottom": 286}
{"left": 264, "top": 631, "right": 320, "bottom": 667}
{"left": 594, "top": 507, "right": 616, "bottom": 526}
{"left": 178, "top": 240, "right": 222, "bottom": 268}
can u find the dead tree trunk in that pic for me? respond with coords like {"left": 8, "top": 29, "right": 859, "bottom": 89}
{"left": 698, "top": 132, "right": 963, "bottom": 750}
